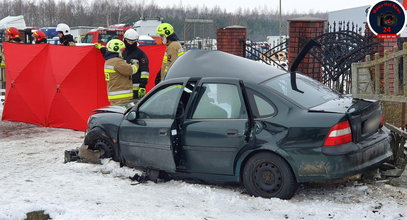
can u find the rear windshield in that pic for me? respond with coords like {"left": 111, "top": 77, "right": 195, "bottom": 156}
{"left": 262, "top": 73, "right": 340, "bottom": 108}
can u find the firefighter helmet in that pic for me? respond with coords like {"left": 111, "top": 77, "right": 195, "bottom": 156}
{"left": 156, "top": 23, "right": 174, "bottom": 37}
{"left": 33, "top": 30, "right": 46, "bottom": 41}
{"left": 106, "top": 39, "right": 125, "bottom": 53}
{"left": 124, "top": 29, "right": 139, "bottom": 41}
{"left": 56, "top": 23, "right": 70, "bottom": 35}
{"left": 6, "top": 27, "right": 19, "bottom": 39}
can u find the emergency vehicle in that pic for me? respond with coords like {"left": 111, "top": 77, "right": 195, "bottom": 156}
{"left": 82, "top": 27, "right": 126, "bottom": 45}
{"left": 133, "top": 17, "right": 162, "bottom": 44}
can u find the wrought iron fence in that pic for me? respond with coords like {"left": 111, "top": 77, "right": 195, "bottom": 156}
{"left": 301, "top": 21, "right": 378, "bottom": 93}
{"left": 244, "top": 39, "right": 288, "bottom": 71}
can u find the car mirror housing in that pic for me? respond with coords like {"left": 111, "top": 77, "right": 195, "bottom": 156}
{"left": 127, "top": 111, "right": 137, "bottom": 121}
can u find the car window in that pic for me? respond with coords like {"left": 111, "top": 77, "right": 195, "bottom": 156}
{"left": 192, "top": 83, "right": 246, "bottom": 119}
{"left": 263, "top": 73, "right": 340, "bottom": 108}
{"left": 247, "top": 88, "right": 275, "bottom": 118}
{"left": 138, "top": 84, "right": 183, "bottom": 119}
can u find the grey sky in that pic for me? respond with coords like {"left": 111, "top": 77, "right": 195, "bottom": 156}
{"left": 146, "top": 0, "right": 376, "bottom": 13}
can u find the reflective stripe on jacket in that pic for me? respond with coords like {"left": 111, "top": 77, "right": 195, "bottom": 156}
{"left": 104, "top": 57, "right": 137, "bottom": 105}
{"left": 161, "top": 40, "right": 184, "bottom": 81}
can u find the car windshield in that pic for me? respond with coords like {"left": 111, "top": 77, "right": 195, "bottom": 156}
{"left": 99, "top": 32, "right": 118, "bottom": 43}
{"left": 262, "top": 73, "right": 340, "bottom": 108}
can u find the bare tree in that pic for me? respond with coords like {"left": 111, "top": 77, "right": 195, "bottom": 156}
{"left": 0, "top": 0, "right": 326, "bottom": 41}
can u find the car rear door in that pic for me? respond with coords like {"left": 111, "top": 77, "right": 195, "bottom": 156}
{"left": 118, "top": 80, "right": 188, "bottom": 172}
{"left": 182, "top": 78, "right": 251, "bottom": 175}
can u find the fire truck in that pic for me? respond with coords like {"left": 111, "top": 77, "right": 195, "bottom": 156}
{"left": 81, "top": 27, "right": 126, "bottom": 45}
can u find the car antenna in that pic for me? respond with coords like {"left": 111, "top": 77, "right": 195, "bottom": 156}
{"left": 289, "top": 39, "right": 322, "bottom": 94}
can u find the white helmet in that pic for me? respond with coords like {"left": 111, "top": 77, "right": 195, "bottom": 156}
{"left": 124, "top": 29, "right": 139, "bottom": 41}
{"left": 56, "top": 23, "right": 70, "bottom": 35}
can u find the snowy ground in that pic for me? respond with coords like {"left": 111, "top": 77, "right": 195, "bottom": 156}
{"left": 1, "top": 106, "right": 407, "bottom": 220}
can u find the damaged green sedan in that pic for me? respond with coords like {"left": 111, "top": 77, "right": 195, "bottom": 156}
{"left": 83, "top": 50, "right": 392, "bottom": 199}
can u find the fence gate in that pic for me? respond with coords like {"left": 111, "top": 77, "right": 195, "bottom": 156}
{"left": 302, "top": 22, "right": 378, "bottom": 93}
{"left": 245, "top": 39, "right": 289, "bottom": 71}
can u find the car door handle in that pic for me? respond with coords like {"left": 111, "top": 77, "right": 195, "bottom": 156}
{"left": 159, "top": 129, "right": 167, "bottom": 136}
{"left": 226, "top": 129, "right": 238, "bottom": 136}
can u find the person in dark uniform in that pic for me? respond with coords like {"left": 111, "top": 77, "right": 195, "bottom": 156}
{"left": 121, "top": 29, "right": 150, "bottom": 99}
{"left": 56, "top": 23, "right": 75, "bottom": 46}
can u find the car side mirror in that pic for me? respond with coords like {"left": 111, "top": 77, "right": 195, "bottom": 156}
{"left": 127, "top": 111, "right": 137, "bottom": 121}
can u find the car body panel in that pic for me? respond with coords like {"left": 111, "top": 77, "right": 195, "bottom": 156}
{"left": 118, "top": 80, "right": 188, "bottom": 172}
{"left": 165, "top": 50, "right": 286, "bottom": 83}
{"left": 182, "top": 119, "right": 249, "bottom": 175}
{"left": 119, "top": 118, "right": 177, "bottom": 171}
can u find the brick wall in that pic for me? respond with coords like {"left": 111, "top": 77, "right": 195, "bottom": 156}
{"left": 288, "top": 17, "right": 326, "bottom": 81}
{"left": 217, "top": 26, "right": 247, "bottom": 57}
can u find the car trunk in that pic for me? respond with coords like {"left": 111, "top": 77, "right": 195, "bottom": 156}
{"left": 310, "top": 97, "right": 383, "bottom": 143}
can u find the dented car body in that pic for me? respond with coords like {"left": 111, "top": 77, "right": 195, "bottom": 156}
{"left": 84, "top": 50, "right": 392, "bottom": 199}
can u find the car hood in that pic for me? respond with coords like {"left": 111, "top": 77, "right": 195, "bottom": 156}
{"left": 93, "top": 105, "right": 127, "bottom": 114}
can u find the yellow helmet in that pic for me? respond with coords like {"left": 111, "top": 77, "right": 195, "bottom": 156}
{"left": 106, "top": 39, "right": 125, "bottom": 53}
{"left": 156, "top": 23, "right": 174, "bottom": 37}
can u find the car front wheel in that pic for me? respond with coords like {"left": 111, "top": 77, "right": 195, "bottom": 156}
{"left": 242, "top": 152, "right": 298, "bottom": 199}
{"left": 84, "top": 127, "right": 114, "bottom": 159}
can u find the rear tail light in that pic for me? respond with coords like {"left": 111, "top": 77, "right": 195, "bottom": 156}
{"left": 323, "top": 121, "right": 352, "bottom": 146}
{"left": 379, "top": 113, "right": 384, "bottom": 128}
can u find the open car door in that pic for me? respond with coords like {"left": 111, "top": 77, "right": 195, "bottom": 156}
{"left": 118, "top": 80, "right": 188, "bottom": 172}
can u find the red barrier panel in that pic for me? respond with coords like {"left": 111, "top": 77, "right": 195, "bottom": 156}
{"left": 2, "top": 43, "right": 165, "bottom": 131}
{"left": 139, "top": 44, "right": 166, "bottom": 91}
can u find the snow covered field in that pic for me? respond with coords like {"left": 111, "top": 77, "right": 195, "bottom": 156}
{"left": 0, "top": 105, "right": 407, "bottom": 220}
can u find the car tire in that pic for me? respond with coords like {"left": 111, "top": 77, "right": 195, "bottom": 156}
{"left": 242, "top": 152, "right": 298, "bottom": 199}
{"left": 84, "top": 127, "right": 114, "bottom": 159}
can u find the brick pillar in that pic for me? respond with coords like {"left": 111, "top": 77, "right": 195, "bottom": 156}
{"left": 365, "top": 22, "right": 399, "bottom": 57}
{"left": 216, "top": 25, "right": 247, "bottom": 57}
{"left": 288, "top": 17, "right": 326, "bottom": 81}
{"left": 365, "top": 23, "right": 398, "bottom": 94}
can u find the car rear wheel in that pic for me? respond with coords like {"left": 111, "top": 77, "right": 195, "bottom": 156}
{"left": 84, "top": 127, "right": 114, "bottom": 159}
{"left": 242, "top": 152, "right": 298, "bottom": 199}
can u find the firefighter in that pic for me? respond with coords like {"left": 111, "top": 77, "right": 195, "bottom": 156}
{"left": 156, "top": 23, "right": 184, "bottom": 82}
{"left": 122, "top": 28, "right": 150, "bottom": 99}
{"left": 56, "top": 23, "right": 75, "bottom": 46}
{"left": 103, "top": 39, "right": 139, "bottom": 105}
{"left": 1, "top": 27, "right": 22, "bottom": 68}
{"left": 32, "top": 30, "right": 47, "bottom": 44}
{"left": 5, "top": 27, "right": 22, "bottom": 43}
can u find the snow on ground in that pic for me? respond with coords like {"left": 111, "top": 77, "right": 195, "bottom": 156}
{"left": 0, "top": 106, "right": 407, "bottom": 220}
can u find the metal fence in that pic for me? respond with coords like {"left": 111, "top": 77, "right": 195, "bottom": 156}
{"left": 244, "top": 40, "right": 288, "bottom": 71}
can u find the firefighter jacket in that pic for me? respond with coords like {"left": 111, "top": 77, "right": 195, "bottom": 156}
{"left": 122, "top": 44, "right": 149, "bottom": 99}
{"left": 0, "top": 46, "right": 4, "bottom": 67}
{"left": 60, "top": 34, "right": 76, "bottom": 46}
{"left": 161, "top": 40, "right": 184, "bottom": 81}
{"left": 104, "top": 53, "right": 139, "bottom": 105}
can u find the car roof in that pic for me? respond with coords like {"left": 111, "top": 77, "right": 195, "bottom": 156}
{"left": 165, "top": 50, "right": 287, "bottom": 84}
